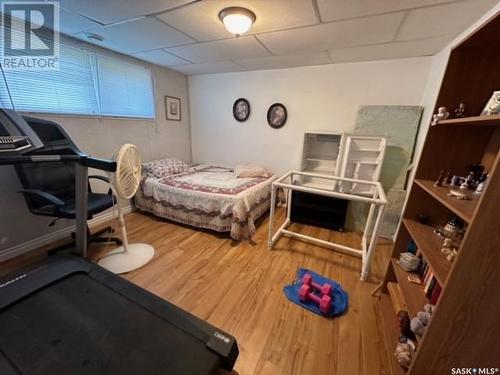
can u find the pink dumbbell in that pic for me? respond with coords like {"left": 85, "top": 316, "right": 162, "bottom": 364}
{"left": 302, "top": 273, "right": 332, "bottom": 296}
{"left": 299, "top": 284, "right": 332, "bottom": 314}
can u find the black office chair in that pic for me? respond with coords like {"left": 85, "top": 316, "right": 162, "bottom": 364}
{"left": 13, "top": 116, "right": 121, "bottom": 250}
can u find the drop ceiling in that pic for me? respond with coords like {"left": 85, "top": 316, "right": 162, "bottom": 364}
{"left": 51, "top": 0, "right": 500, "bottom": 74}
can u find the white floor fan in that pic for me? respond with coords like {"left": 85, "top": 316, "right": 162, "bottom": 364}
{"left": 98, "top": 144, "right": 155, "bottom": 274}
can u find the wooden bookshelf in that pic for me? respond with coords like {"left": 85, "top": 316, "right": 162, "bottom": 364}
{"left": 379, "top": 13, "right": 500, "bottom": 375}
{"left": 436, "top": 114, "right": 500, "bottom": 127}
{"left": 402, "top": 219, "right": 451, "bottom": 286}
{"left": 414, "top": 179, "right": 478, "bottom": 223}
{"left": 378, "top": 293, "right": 406, "bottom": 375}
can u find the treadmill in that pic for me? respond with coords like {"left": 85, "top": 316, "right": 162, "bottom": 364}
{"left": 0, "top": 109, "right": 238, "bottom": 375}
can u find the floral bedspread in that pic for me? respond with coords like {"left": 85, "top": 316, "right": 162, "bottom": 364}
{"left": 134, "top": 165, "right": 276, "bottom": 240}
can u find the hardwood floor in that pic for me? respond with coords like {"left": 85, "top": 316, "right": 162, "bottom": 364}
{"left": 1, "top": 209, "right": 393, "bottom": 375}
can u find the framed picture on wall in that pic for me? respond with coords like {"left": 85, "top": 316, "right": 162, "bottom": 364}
{"left": 233, "top": 98, "right": 250, "bottom": 122}
{"left": 267, "top": 103, "right": 287, "bottom": 129}
{"left": 165, "top": 96, "right": 181, "bottom": 121}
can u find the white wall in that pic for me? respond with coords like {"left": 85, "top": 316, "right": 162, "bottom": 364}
{"left": 189, "top": 57, "right": 432, "bottom": 174}
{"left": 189, "top": 4, "right": 500, "bottom": 176}
{"left": 0, "top": 40, "right": 191, "bottom": 255}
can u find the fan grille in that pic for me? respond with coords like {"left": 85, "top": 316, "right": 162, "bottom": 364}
{"left": 114, "top": 144, "right": 142, "bottom": 199}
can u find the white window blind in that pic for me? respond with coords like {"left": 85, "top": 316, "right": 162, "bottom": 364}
{"left": 1, "top": 36, "right": 100, "bottom": 115}
{"left": 0, "top": 71, "right": 13, "bottom": 109}
{"left": 95, "top": 55, "right": 155, "bottom": 118}
{"left": 0, "top": 30, "right": 155, "bottom": 118}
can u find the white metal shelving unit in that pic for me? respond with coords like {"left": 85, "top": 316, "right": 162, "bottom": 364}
{"left": 274, "top": 132, "right": 388, "bottom": 279}
{"left": 338, "top": 135, "right": 386, "bottom": 196}
{"left": 268, "top": 171, "right": 387, "bottom": 281}
{"left": 300, "top": 131, "right": 344, "bottom": 190}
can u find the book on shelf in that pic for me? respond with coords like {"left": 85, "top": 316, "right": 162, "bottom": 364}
{"left": 422, "top": 268, "right": 432, "bottom": 287}
{"left": 424, "top": 275, "right": 436, "bottom": 296}
{"left": 429, "top": 283, "right": 442, "bottom": 305}
{"left": 421, "top": 273, "right": 443, "bottom": 305}
{"left": 411, "top": 245, "right": 444, "bottom": 306}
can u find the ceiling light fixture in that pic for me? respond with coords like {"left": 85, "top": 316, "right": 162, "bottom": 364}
{"left": 218, "top": 7, "right": 256, "bottom": 37}
{"left": 85, "top": 32, "right": 105, "bottom": 42}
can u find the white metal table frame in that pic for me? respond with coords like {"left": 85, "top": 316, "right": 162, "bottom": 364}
{"left": 268, "top": 170, "right": 387, "bottom": 281}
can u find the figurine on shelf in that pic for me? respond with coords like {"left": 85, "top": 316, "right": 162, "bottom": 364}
{"left": 450, "top": 175, "right": 464, "bottom": 187}
{"left": 447, "top": 250, "right": 458, "bottom": 262}
{"left": 433, "top": 228, "right": 446, "bottom": 238}
{"left": 394, "top": 338, "right": 415, "bottom": 369}
{"left": 431, "top": 106, "right": 450, "bottom": 126}
{"left": 464, "top": 164, "right": 485, "bottom": 190}
{"left": 443, "top": 216, "right": 465, "bottom": 238}
{"left": 448, "top": 189, "right": 470, "bottom": 200}
{"left": 410, "top": 311, "right": 431, "bottom": 336}
{"left": 440, "top": 238, "right": 458, "bottom": 262}
{"left": 397, "top": 311, "right": 414, "bottom": 339}
{"left": 460, "top": 172, "right": 474, "bottom": 190}
{"left": 440, "top": 237, "right": 454, "bottom": 251}
{"left": 474, "top": 174, "right": 488, "bottom": 195}
{"left": 410, "top": 304, "right": 435, "bottom": 337}
{"left": 434, "top": 170, "right": 444, "bottom": 187}
{"left": 454, "top": 103, "right": 466, "bottom": 118}
{"left": 470, "top": 164, "right": 485, "bottom": 181}
{"left": 481, "top": 91, "right": 500, "bottom": 116}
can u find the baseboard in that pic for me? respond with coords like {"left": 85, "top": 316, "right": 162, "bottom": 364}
{"left": 0, "top": 205, "right": 134, "bottom": 262}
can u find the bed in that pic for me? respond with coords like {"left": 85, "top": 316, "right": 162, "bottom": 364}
{"left": 134, "top": 164, "right": 276, "bottom": 240}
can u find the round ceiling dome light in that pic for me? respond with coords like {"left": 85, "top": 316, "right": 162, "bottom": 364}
{"left": 218, "top": 7, "right": 256, "bottom": 36}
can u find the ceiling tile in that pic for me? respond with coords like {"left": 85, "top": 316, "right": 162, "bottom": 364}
{"left": 156, "top": 0, "right": 317, "bottom": 42}
{"left": 75, "top": 17, "right": 194, "bottom": 54}
{"left": 133, "top": 49, "right": 190, "bottom": 67}
{"left": 258, "top": 12, "right": 405, "bottom": 55}
{"left": 166, "top": 36, "right": 270, "bottom": 64}
{"left": 397, "top": 0, "right": 499, "bottom": 40}
{"left": 56, "top": 0, "right": 193, "bottom": 25}
{"left": 328, "top": 35, "right": 454, "bottom": 63}
{"left": 236, "top": 52, "right": 331, "bottom": 71}
{"left": 171, "top": 61, "right": 245, "bottom": 75}
{"left": 317, "top": 0, "right": 455, "bottom": 22}
{"left": 2, "top": 1, "right": 101, "bottom": 35}
{"left": 57, "top": 6, "right": 101, "bottom": 34}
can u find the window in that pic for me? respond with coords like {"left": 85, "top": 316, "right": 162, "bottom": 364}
{"left": 0, "top": 70, "right": 13, "bottom": 109}
{"left": 2, "top": 42, "right": 100, "bottom": 115}
{"left": 0, "top": 35, "right": 155, "bottom": 119}
{"left": 94, "top": 55, "right": 155, "bottom": 119}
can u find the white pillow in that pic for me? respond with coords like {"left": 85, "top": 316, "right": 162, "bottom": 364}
{"left": 235, "top": 164, "right": 272, "bottom": 178}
